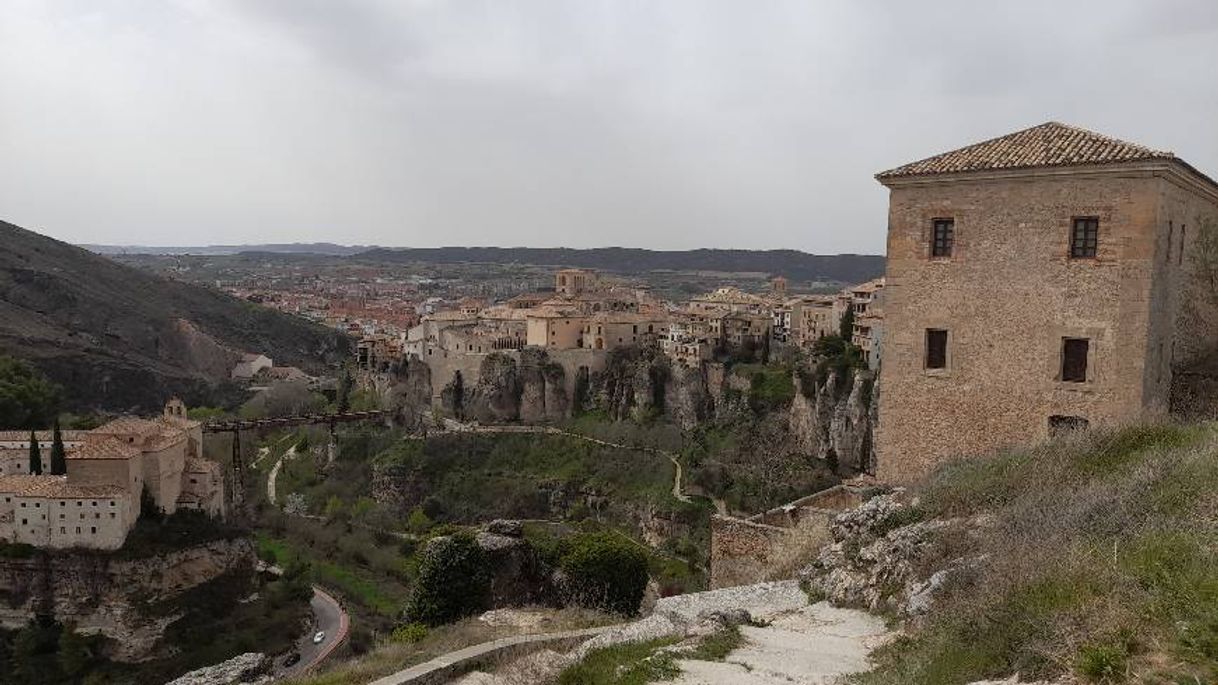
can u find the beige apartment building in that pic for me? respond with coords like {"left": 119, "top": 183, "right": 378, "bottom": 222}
{"left": 875, "top": 122, "right": 1218, "bottom": 483}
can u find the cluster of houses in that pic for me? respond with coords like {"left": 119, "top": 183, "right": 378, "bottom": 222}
{"left": 0, "top": 400, "right": 225, "bottom": 551}
{"left": 357, "top": 268, "right": 885, "bottom": 377}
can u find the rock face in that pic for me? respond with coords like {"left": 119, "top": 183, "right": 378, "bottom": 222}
{"left": 164, "top": 652, "right": 271, "bottom": 685}
{"left": 474, "top": 522, "right": 558, "bottom": 608}
{"left": 439, "top": 350, "right": 571, "bottom": 424}
{"left": 789, "top": 370, "right": 876, "bottom": 473}
{"left": 0, "top": 537, "right": 256, "bottom": 662}
{"left": 798, "top": 493, "right": 967, "bottom": 618}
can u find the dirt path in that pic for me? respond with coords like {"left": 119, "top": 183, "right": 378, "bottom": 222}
{"left": 266, "top": 444, "right": 297, "bottom": 507}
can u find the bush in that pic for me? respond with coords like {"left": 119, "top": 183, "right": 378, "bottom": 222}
{"left": 560, "top": 532, "right": 650, "bottom": 616}
{"left": 389, "top": 623, "right": 429, "bottom": 644}
{"left": 404, "top": 532, "right": 491, "bottom": 626}
{"left": 0, "top": 355, "right": 61, "bottom": 430}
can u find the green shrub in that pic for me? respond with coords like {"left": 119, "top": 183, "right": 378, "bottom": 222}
{"left": 1077, "top": 642, "right": 1128, "bottom": 682}
{"left": 389, "top": 623, "right": 429, "bottom": 644}
{"left": 404, "top": 532, "right": 491, "bottom": 626}
{"left": 560, "top": 532, "right": 649, "bottom": 616}
{"left": 557, "top": 638, "right": 680, "bottom": 685}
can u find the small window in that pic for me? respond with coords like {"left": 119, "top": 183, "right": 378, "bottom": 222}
{"left": 1180, "top": 225, "right": 1187, "bottom": 265}
{"left": 1062, "top": 338, "right": 1090, "bottom": 382}
{"left": 925, "top": 329, "right": 948, "bottom": 369}
{"left": 931, "top": 219, "right": 954, "bottom": 258}
{"left": 1070, "top": 218, "right": 1099, "bottom": 259}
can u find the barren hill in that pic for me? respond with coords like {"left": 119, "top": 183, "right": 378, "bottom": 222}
{"left": 0, "top": 220, "right": 350, "bottom": 413}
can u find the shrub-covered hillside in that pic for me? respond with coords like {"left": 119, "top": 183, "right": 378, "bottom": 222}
{"left": 854, "top": 422, "right": 1218, "bottom": 684}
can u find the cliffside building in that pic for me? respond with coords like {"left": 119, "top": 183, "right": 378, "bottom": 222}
{"left": 0, "top": 399, "right": 225, "bottom": 550}
{"left": 875, "top": 122, "right": 1218, "bottom": 482}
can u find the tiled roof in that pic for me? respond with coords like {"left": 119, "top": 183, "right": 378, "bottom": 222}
{"left": 91, "top": 417, "right": 164, "bottom": 438}
{"left": 71, "top": 437, "right": 142, "bottom": 461}
{"left": 876, "top": 122, "right": 1175, "bottom": 180}
{"left": 0, "top": 475, "right": 127, "bottom": 498}
{"left": 0, "top": 431, "right": 89, "bottom": 443}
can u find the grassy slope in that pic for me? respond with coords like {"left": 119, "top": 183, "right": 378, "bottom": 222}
{"left": 859, "top": 422, "right": 1218, "bottom": 684}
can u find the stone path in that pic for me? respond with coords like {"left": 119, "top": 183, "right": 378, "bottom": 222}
{"left": 366, "top": 626, "right": 614, "bottom": 685}
{"left": 670, "top": 602, "right": 889, "bottom": 685}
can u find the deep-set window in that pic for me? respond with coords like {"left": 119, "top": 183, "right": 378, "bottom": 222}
{"left": 1070, "top": 218, "right": 1099, "bottom": 259}
{"left": 925, "top": 329, "right": 948, "bottom": 369}
{"left": 1061, "top": 338, "right": 1090, "bottom": 382}
{"left": 1049, "top": 415, "right": 1090, "bottom": 436}
{"left": 931, "top": 219, "right": 955, "bottom": 258}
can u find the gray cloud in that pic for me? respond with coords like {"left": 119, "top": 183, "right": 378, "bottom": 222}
{"left": 1, "top": 1, "right": 1215, "bottom": 253}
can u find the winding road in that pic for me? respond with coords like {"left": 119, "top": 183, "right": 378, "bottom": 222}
{"left": 277, "top": 586, "right": 350, "bottom": 678}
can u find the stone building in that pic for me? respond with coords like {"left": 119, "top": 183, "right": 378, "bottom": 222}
{"left": 0, "top": 399, "right": 225, "bottom": 550}
{"left": 875, "top": 122, "right": 1218, "bottom": 483}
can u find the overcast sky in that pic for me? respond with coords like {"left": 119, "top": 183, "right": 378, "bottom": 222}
{"left": 1, "top": 1, "right": 1216, "bottom": 253}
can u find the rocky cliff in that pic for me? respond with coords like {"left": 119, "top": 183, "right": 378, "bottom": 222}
{"left": 0, "top": 538, "right": 256, "bottom": 661}
{"left": 788, "top": 369, "right": 876, "bottom": 473}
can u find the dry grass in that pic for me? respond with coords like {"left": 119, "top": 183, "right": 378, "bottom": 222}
{"left": 856, "top": 421, "right": 1218, "bottom": 685}
{"left": 289, "top": 606, "right": 615, "bottom": 685}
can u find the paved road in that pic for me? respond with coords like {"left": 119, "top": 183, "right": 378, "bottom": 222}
{"left": 277, "top": 586, "right": 349, "bottom": 679}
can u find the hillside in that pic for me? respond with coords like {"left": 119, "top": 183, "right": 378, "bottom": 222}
{"left": 799, "top": 422, "right": 1218, "bottom": 684}
{"left": 0, "top": 220, "right": 350, "bottom": 413}
{"left": 358, "top": 247, "right": 884, "bottom": 284}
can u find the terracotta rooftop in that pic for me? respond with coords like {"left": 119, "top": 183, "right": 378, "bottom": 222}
{"left": 0, "top": 475, "right": 127, "bottom": 498}
{"left": 875, "top": 122, "right": 1203, "bottom": 181}
{"left": 0, "top": 431, "right": 89, "bottom": 444}
{"left": 71, "top": 437, "right": 143, "bottom": 461}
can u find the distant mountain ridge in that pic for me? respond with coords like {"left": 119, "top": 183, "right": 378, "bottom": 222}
{"left": 82, "top": 242, "right": 371, "bottom": 256}
{"left": 359, "top": 247, "right": 885, "bottom": 284}
{"left": 3, "top": 221, "right": 350, "bottom": 413}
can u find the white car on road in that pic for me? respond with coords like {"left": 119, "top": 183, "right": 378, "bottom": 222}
{"left": 312, "top": 631, "right": 326, "bottom": 645}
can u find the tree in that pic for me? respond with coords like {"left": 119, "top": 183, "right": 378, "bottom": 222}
{"left": 405, "top": 532, "right": 491, "bottom": 625}
{"left": 28, "top": 432, "right": 42, "bottom": 476}
{"left": 57, "top": 625, "right": 92, "bottom": 679}
{"left": 0, "top": 356, "right": 61, "bottom": 430}
{"left": 838, "top": 307, "right": 855, "bottom": 340}
{"left": 337, "top": 369, "right": 354, "bottom": 413}
{"left": 49, "top": 419, "right": 66, "bottom": 476}
{"left": 559, "top": 532, "right": 650, "bottom": 616}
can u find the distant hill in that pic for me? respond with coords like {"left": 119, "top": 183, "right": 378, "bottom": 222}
{"left": 82, "top": 243, "right": 372, "bottom": 256}
{"left": 2, "top": 221, "right": 351, "bottom": 413}
{"left": 358, "top": 247, "right": 885, "bottom": 284}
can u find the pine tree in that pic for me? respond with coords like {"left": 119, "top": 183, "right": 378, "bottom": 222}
{"left": 28, "top": 432, "right": 42, "bottom": 476}
{"left": 49, "top": 419, "right": 66, "bottom": 476}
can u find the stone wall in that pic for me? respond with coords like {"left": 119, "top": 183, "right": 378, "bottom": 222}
{"left": 710, "top": 485, "right": 871, "bottom": 589}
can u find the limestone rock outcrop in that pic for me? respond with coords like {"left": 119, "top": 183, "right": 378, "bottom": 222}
{"left": 164, "top": 652, "right": 271, "bottom": 685}
{"left": 799, "top": 492, "right": 956, "bottom": 617}
{"left": 0, "top": 537, "right": 256, "bottom": 662}
{"left": 788, "top": 369, "right": 876, "bottom": 472}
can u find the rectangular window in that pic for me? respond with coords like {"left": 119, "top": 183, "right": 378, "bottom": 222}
{"left": 1062, "top": 338, "right": 1090, "bottom": 382}
{"left": 1180, "top": 225, "right": 1187, "bottom": 265}
{"left": 1049, "top": 415, "right": 1090, "bottom": 437}
{"left": 1070, "top": 217, "right": 1099, "bottom": 259}
{"left": 925, "top": 329, "right": 948, "bottom": 369}
{"left": 931, "top": 219, "right": 954, "bottom": 258}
